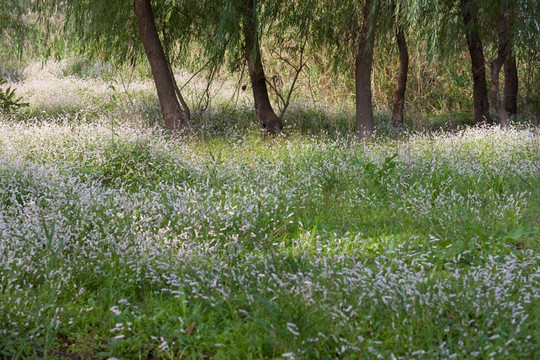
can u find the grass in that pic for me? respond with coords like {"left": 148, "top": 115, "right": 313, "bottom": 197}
{"left": 0, "top": 63, "right": 539, "bottom": 359}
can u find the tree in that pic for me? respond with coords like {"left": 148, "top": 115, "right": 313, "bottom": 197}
{"left": 355, "top": 0, "right": 379, "bottom": 137}
{"left": 413, "top": 0, "right": 539, "bottom": 125}
{"left": 489, "top": 6, "right": 512, "bottom": 128}
{"left": 310, "top": 0, "right": 380, "bottom": 137}
{"left": 503, "top": 54, "right": 518, "bottom": 116}
{"left": 391, "top": 26, "right": 408, "bottom": 126}
{"left": 195, "top": 0, "right": 313, "bottom": 134}
{"left": 38, "top": 0, "right": 195, "bottom": 134}
{"left": 475, "top": 0, "right": 539, "bottom": 125}
{"left": 241, "top": 0, "right": 282, "bottom": 133}
{"left": 490, "top": 0, "right": 539, "bottom": 120}
{"left": 133, "top": 0, "right": 190, "bottom": 134}
{"left": 390, "top": 2, "right": 409, "bottom": 127}
{"left": 461, "top": 0, "right": 492, "bottom": 124}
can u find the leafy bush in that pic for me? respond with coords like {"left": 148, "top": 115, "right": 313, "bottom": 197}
{"left": 83, "top": 138, "right": 189, "bottom": 192}
{"left": 0, "top": 78, "right": 28, "bottom": 112}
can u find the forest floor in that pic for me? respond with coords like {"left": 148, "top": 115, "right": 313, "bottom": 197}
{"left": 0, "top": 62, "right": 539, "bottom": 359}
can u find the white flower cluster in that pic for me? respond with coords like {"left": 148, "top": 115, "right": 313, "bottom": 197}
{"left": 0, "top": 116, "right": 538, "bottom": 358}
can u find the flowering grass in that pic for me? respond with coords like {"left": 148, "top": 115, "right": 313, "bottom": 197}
{"left": 0, "top": 65, "right": 539, "bottom": 359}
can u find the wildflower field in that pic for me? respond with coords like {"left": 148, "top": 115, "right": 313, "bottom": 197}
{"left": 1, "top": 64, "right": 539, "bottom": 359}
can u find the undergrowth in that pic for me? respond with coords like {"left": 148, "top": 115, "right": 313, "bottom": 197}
{"left": 0, "top": 64, "right": 539, "bottom": 359}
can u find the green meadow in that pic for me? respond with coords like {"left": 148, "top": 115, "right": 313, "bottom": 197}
{"left": 0, "top": 63, "right": 539, "bottom": 359}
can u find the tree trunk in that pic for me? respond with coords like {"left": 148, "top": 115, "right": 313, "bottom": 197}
{"left": 462, "top": 0, "right": 492, "bottom": 124}
{"left": 503, "top": 53, "right": 518, "bottom": 116}
{"left": 490, "top": 9, "right": 511, "bottom": 128}
{"left": 133, "top": 0, "right": 190, "bottom": 134}
{"left": 241, "top": 0, "right": 282, "bottom": 134}
{"left": 391, "top": 25, "right": 408, "bottom": 127}
{"left": 355, "top": 0, "right": 378, "bottom": 137}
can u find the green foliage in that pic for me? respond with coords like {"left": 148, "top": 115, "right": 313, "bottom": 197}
{"left": 2, "top": 115, "right": 539, "bottom": 358}
{"left": 23, "top": 0, "right": 539, "bottom": 123}
{"left": 1, "top": 1, "right": 540, "bottom": 354}
{"left": 86, "top": 139, "right": 185, "bottom": 192}
{"left": 0, "top": 0, "right": 27, "bottom": 43}
{"left": 61, "top": 58, "right": 115, "bottom": 79}
{"left": 0, "top": 78, "right": 28, "bottom": 112}
{"left": 36, "top": 0, "right": 137, "bottom": 64}
{"left": 354, "top": 152, "right": 398, "bottom": 181}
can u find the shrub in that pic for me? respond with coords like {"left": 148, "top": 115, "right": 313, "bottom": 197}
{"left": 0, "top": 78, "right": 28, "bottom": 112}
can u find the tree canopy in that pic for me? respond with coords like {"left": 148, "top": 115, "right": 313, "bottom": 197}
{"left": 27, "top": 0, "right": 540, "bottom": 133}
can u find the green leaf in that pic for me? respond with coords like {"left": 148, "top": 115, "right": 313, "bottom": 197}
{"left": 504, "top": 227, "right": 538, "bottom": 241}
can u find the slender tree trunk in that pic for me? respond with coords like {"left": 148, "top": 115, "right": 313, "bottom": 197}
{"left": 392, "top": 25, "right": 408, "bottom": 126}
{"left": 462, "top": 0, "right": 492, "bottom": 124}
{"left": 503, "top": 53, "right": 518, "bottom": 116}
{"left": 355, "top": 0, "right": 378, "bottom": 137}
{"left": 133, "top": 0, "right": 190, "bottom": 134}
{"left": 241, "top": 0, "right": 282, "bottom": 134}
{"left": 490, "top": 9, "right": 511, "bottom": 128}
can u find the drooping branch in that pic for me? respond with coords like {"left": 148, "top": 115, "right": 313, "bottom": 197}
{"left": 179, "top": 59, "right": 212, "bottom": 92}
{"left": 227, "top": 62, "right": 247, "bottom": 109}
{"left": 195, "top": 64, "right": 220, "bottom": 112}
{"left": 266, "top": 37, "right": 308, "bottom": 119}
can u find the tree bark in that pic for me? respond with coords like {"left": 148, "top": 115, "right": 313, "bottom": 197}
{"left": 462, "top": 0, "right": 492, "bottom": 124}
{"left": 391, "top": 25, "right": 408, "bottom": 127}
{"left": 133, "top": 0, "right": 190, "bottom": 134}
{"left": 355, "top": 0, "right": 378, "bottom": 137}
{"left": 241, "top": 0, "right": 283, "bottom": 134}
{"left": 490, "top": 9, "right": 511, "bottom": 128}
{"left": 503, "top": 53, "right": 518, "bottom": 116}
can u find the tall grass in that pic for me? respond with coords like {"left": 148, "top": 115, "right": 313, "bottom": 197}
{"left": 0, "top": 63, "right": 539, "bottom": 359}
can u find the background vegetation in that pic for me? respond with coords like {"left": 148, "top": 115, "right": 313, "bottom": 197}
{"left": 2, "top": 0, "right": 539, "bottom": 130}
{"left": 0, "top": 0, "right": 539, "bottom": 359}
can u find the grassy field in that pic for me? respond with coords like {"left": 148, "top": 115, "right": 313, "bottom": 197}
{"left": 0, "top": 63, "right": 539, "bottom": 359}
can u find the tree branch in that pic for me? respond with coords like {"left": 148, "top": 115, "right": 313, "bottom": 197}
{"left": 266, "top": 36, "right": 308, "bottom": 119}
